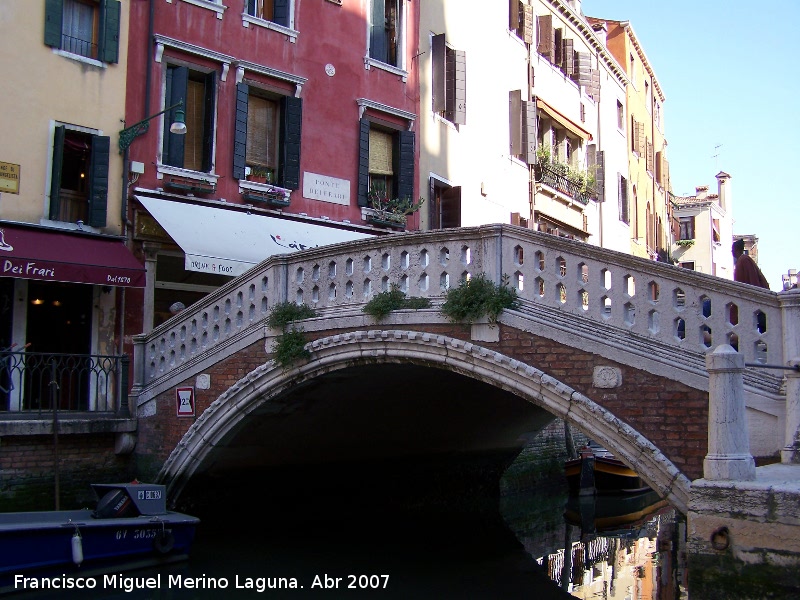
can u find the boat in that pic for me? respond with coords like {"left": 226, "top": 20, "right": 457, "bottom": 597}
{"left": 564, "top": 443, "right": 650, "bottom": 495}
{"left": 0, "top": 482, "right": 199, "bottom": 584}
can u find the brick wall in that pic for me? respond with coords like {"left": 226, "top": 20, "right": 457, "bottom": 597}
{"left": 0, "top": 434, "right": 129, "bottom": 511}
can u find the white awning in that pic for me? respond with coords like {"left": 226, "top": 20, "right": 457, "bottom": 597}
{"left": 136, "top": 196, "right": 373, "bottom": 276}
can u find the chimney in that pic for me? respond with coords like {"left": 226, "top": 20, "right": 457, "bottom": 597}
{"left": 716, "top": 171, "right": 731, "bottom": 212}
{"left": 570, "top": 0, "right": 583, "bottom": 16}
{"left": 695, "top": 185, "right": 708, "bottom": 200}
{"left": 591, "top": 21, "right": 607, "bottom": 46}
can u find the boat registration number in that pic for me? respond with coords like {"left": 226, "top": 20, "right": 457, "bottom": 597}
{"left": 115, "top": 529, "right": 159, "bottom": 540}
{"left": 137, "top": 489, "right": 162, "bottom": 500}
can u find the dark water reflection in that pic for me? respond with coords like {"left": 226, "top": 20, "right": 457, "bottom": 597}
{"left": 9, "top": 466, "right": 689, "bottom": 600}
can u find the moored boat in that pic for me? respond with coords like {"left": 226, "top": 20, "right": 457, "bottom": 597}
{"left": 565, "top": 443, "right": 650, "bottom": 495}
{"left": 0, "top": 482, "right": 199, "bottom": 585}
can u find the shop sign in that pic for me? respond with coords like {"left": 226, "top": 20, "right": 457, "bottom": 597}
{"left": 0, "top": 162, "right": 20, "bottom": 194}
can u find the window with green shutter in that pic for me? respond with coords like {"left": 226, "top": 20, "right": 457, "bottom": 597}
{"left": 49, "top": 126, "right": 109, "bottom": 227}
{"left": 356, "top": 120, "right": 414, "bottom": 208}
{"left": 44, "top": 0, "right": 120, "bottom": 64}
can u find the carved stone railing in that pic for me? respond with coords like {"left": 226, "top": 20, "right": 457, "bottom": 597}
{"left": 132, "top": 225, "right": 791, "bottom": 399}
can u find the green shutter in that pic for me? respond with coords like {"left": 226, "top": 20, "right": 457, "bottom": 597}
{"left": 44, "top": 0, "right": 63, "bottom": 49}
{"left": 88, "top": 135, "right": 110, "bottom": 227}
{"left": 432, "top": 34, "right": 446, "bottom": 113}
{"left": 201, "top": 70, "right": 216, "bottom": 173}
{"left": 369, "top": 0, "right": 387, "bottom": 62}
{"left": 357, "top": 119, "right": 370, "bottom": 207}
{"left": 279, "top": 96, "right": 302, "bottom": 190}
{"left": 273, "top": 0, "right": 290, "bottom": 27}
{"left": 395, "top": 130, "right": 414, "bottom": 202}
{"left": 163, "top": 66, "right": 188, "bottom": 167}
{"left": 233, "top": 83, "right": 249, "bottom": 180}
{"left": 49, "top": 126, "right": 65, "bottom": 220}
{"left": 101, "top": 0, "right": 121, "bottom": 64}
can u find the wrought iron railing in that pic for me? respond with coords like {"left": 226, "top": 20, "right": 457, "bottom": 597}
{"left": 534, "top": 162, "right": 594, "bottom": 205}
{"left": 0, "top": 352, "right": 129, "bottom": 416}
{"left": 61, "top": 34, "right": 97, "bottom": 60}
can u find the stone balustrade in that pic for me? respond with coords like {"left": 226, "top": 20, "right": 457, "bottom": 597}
{"left": 133, "top": 225, "right": 788, "bottom": 395}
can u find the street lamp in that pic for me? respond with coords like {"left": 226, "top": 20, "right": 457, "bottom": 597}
{"left": 118, "top": 100, "right": 186, "bottom": 153}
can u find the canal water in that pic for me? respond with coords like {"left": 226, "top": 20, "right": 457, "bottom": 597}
{"left": 11, "top": 458, "right": 692, "bottom": 600}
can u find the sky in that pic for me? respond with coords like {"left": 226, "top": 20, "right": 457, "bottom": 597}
{"left": 583, "top": 0, "right": 799, "bottom": 290}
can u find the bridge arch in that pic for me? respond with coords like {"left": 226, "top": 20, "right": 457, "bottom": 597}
{"left": 159, "top": 329, "right": 692, "bottom": 512}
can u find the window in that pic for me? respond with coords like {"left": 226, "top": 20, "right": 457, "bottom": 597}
{"left": 49, "top": 125, "right": 109, "bottom": 227}
{"left": 430, "top": 179, "right": 461, "bottom": 229}
{"left": 511, "top": 1, "right": 533, "bottom": 43}
{"left": 232, "top": 83, "right": 302, "bottom": 189}
{"left": 163, "top": 65, "right": 216, "bottom": 173}
{"left": 246, "top": 0, "right": 291, "bottom": 27}
{"left": 679, "top": 216, "right": 695, "bottom": 240}
{"left": 44, "top": 0, "right": 120, "bottom": 63}
{"left": 616, "top": 100, "right": 624, "bottom": 130}
{"left": 679, "top": 261, "right": 695, "bottom": 270}
{"left": 357, "top": 120, "right": 414, "bottom": 207}
{"left": 618, "top": 174, "right": 629, "bottom": 224}
{"left": 431, "top": 34, "right": 466, "bottom": 125}
{"left": 645, "top": 81, "right": 651, "bottom": 113}
{"left": 629, "top": 53, "right": 635, "bottom": 87}
{"left": 369, "top": 0, "right": 404, "bottom": 68}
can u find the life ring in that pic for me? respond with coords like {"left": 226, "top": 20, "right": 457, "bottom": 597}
{"left": 153, "top": 530, "right": 175, "bottom": 554}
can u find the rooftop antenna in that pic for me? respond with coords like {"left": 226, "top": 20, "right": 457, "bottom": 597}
{"left": 712, "top": 143, "right": 722, "bottom": 170}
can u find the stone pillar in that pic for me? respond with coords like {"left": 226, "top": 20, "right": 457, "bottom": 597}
{"left": 779, "top": 289, "right": 800, "bottom": 463}
{"left": 704, "top": 344, "right": 756, "bottom": 481}
{"left": 142, "top": 242, "right": 161, "bottom": 334}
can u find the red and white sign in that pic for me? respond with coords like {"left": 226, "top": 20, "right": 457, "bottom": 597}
{"left": 176, "top": 387, "right": 195, "bottom": 417}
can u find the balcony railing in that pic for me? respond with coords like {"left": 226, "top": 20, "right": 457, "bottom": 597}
{"left": 534, "top": 162, "right": 594, "bottom": 205}
{"left": 0, "top": 352, "right": 129, "bottom": 417}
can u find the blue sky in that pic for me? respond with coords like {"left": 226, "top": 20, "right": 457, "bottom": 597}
{"left": 583, "top": 0, "right": 798, "bottom": 290}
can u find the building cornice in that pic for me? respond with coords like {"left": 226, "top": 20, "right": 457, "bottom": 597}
{"left": 546, "top": 0, "right": 628, "bottom": 88}
{"left": 619, "top": 21, "right": 666, "bottom": 102}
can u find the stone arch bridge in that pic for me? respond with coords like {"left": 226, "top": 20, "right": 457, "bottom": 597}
{"left": 131, "top": 225, "right": 798, "bottom": 515}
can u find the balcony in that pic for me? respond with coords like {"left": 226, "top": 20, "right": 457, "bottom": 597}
{"left": 0, "top": 351, "right": 130, "bottom": 418}
{"left": 534, "top": 162, "right": 595, "bottom": 206}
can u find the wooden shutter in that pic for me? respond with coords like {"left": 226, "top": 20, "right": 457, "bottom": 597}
{"left": 273, "top": 0, "right": 290, "bottom": 27}
{"left": 233, "top": 83, "right": 249, "bottom": 180}
{"left": 646, "top": 140, "right": 654, "bottom": 172}
{"left": 537, "top": 15, "right": 553, "bottom": 62}
{"left": 509, "top": 0, "right": 519, "bottom": 32}
{"left": 446, "top": 47, "right": 466, "bottom": 125}
{"left": 432, "top": 34, "right": 446, "bottom": 113}
{"left": 637, "top": 122, "right": 645, "bottom": 157}
{"left": 88, "top": 135, "right": 110, "bottom": 227}
{"left": 575, "top": 52, "right": 592, "bottom": 87}
{"left": 357, "top": 119, "right": 370, "bottom": 207}
{"left": 395, "top": 130, "right": 415, "bottom": 202}
{"left": 522, "top": 100, "right": 537, "bottom": 165}
{"left": 562, "top": 38, "right": 574, "bottom": 76}
{"left": 588, "top": 68, "right": 600, "bottom": 100}
{"left": 201, "top": 71, "right": 216, "bottom": 173}
{"left": 163, "top": 66, "right": 188, "bottom": 168}
{"left": 522, "top": 4, "right": 533, "bottom": 44}
{"left": 595, "top": 150, "right": 605, "bottom": 202}
{"left": 663, "top": 158, "right": 670, "bottom": 190}
{"left": 509, "top": 90, "right": 522, "bottom": 156}
{"left": 279, "top": 96, "right": 302, "bottom": 190}
{"left": 49, "top": 125, "right": 65, "bottom": 220}
{"left": 441, "top": 186, "right": 461, "bottom": 228}
{"left": 655, "top": 150, "right": 662, "bottom": 185}
{"left": 44, "top": 0, "right": 63, "bottom": 48}
{"left": 101, "top": 0, "right": 121, "bottom": 63}
{"left": 247, "top": 96, "right": 276, "bottom": 167}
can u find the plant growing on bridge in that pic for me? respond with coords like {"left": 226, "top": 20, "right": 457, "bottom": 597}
{"left": 363, "top": 285, "right": 431, "bottom": 321}
{"left": 440, "top": 273, "right": 518, "bottom": 326}
{"left": 267, "top": 301, "right": 318, "bottom": 368}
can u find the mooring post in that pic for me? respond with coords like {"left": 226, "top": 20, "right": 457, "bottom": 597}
{"left": 704, "top": 344, "right": 756, "bottom": 481}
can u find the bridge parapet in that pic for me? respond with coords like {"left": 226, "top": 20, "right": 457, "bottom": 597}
{"left": 132, "top": 225, "right": 787, "bottom": 397}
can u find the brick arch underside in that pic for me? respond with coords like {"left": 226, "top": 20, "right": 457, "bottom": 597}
{"left": 159, "top": 330, "right": 692, "bottom": 513}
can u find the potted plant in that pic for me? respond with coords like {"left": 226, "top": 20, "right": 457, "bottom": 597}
{"left": 366, "top": 186, "right": 425, "bottom": 230}
{"left": 247, "top": 166, "right": 272, "bottom": 184}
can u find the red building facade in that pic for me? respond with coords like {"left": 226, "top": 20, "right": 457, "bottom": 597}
{"left": 123, "top": 0, "right": 420, "bottom": 335}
